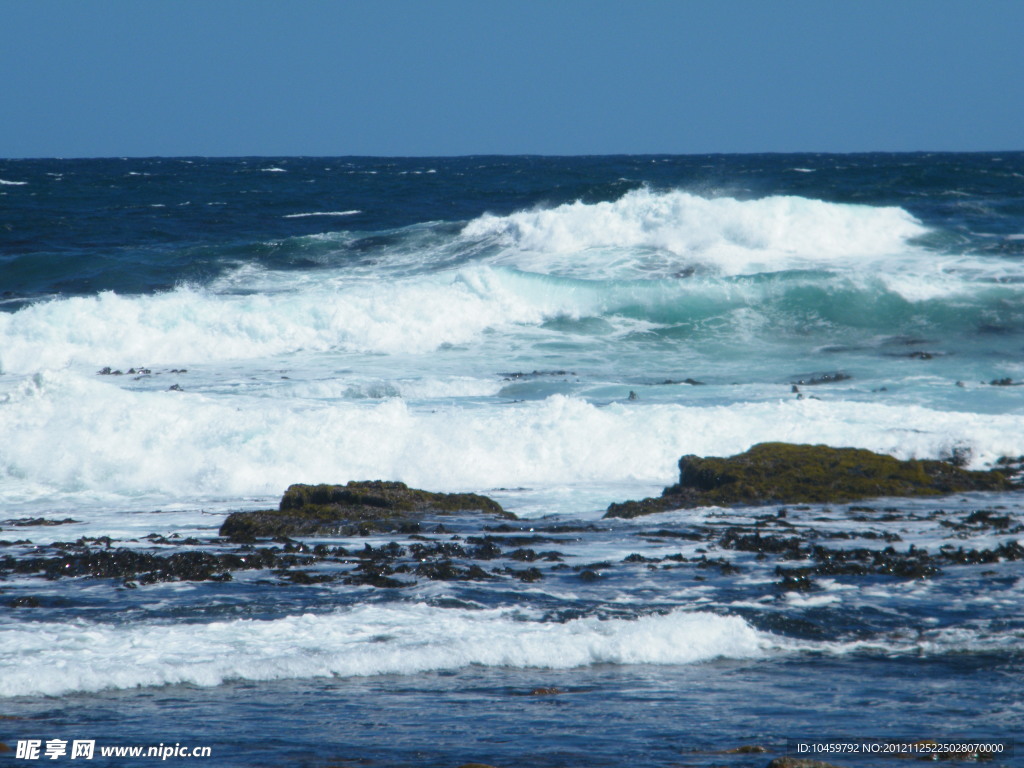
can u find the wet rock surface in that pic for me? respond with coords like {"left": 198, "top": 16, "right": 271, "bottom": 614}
{"left": 1, "top": 496, "right": 1021, "bottom": 608}
{"left": 605, "top": 442, "right": 1017, "bottom": 518}
{"left": 219, "top": 480, "right": 512, "bottom": 540}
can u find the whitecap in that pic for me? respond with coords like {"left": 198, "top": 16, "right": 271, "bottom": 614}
{"left": 0, "top": 605, "right": 769, "bottom": 697}
{"left": 3, "top": 371, "right": 1024, "bottom": 506}
{"left": 283, "top": 210, "right": 361, "bottom": 218}
{"left": 461, "top": 188, "right": 931, "bottom": 279}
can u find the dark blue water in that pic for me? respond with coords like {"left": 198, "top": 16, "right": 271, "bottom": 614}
{"left": 4, "top": 154, "right": 1022, "bottom": 302}
{"left": 4, "top": 655, "right": 1018, "bottom": 768}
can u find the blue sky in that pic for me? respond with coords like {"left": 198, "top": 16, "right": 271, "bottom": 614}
{"left": 2, "top": 0, "right": 1022, "bottom": 157}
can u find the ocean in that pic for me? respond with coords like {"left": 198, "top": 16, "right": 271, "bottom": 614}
{"left": 0, "top": 154, "right": 1021, "bottom": 766}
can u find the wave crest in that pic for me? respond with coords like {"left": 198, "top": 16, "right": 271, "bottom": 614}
{"left": 0, "top": 606, "right": 766, "bottom": 697}
{"left": 461, "top": 188, "right": 930, "bottom": 278}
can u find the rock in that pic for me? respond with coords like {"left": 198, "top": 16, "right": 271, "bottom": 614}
{"left": 220, "top": 481, "right": 512, "bottom": 540}
{"left": 500, "top": 369, "right": 573, "bottom": 379}
{"left": 791, "top": 372, "right": 851, "bottom": 386}
{"left": 4, "top": 517, "right": 79, "bottom": 527}
{"left": 723, "top": 745, "right": 768, "bottom": 754}
{"left": 605, "top": 443, "right": 1016, "bottom": 518}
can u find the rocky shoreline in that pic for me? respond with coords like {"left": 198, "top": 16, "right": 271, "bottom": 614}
{"left": 219, "top": 480, "right": 513, "bottom": 540}
{"left": 605, "top": 442, "right": 1017, "bottom": 518}
{"left": 2, "top": 444, "right": 1022, "bottom": 601}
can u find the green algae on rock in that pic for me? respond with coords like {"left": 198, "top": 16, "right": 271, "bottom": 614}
{"left": 220, "top": 481, "right": 512, "bottom": 540}
{"left": 605, "top": 442, "right": 1016, "bottom": 519}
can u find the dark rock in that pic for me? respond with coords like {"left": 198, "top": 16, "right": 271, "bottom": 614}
{"left": 409, "top": 541, "right": 468, "bottom": 559}
{"left": 623, "top": 552, "right": 653, "bottom": 562}
{"left": 4, "top": 518, "right": 79, "bottom": 527}
{"left": 964, "top": 509, "right": 1014, "bottom": 529}
{"left": 776, "top": 569, "right": 815, "bottom": 591}
{"left": 0, "top": 547, "right": 280, "bottom": 584}
{"left": 414, "top": 559, "right": 490, "bottom": 581}
{"left": 468, "top": 538, "right": 503, "bottom": 560}
{"left": 605, "top": 443, "right": 1016, "bottom": 518}
{"left": 635, "top": 529, "right": 706, "bottom": 541}
{"left": 791, "top": 372, "right": 851, "bottom": 386}
{"left": 942, "top": 445, "right": 972, "bottom": 468}
{"left": 507, "top": 548, "right": 538, "bottom": 561}
{"left": 276, "top": 569, "right": 335, "bottom": 585}
{"left": 500, "top": 369, "right": 574, "bottom": 379}
{"left": 508, "top": 566, "right": 543, "bottom": 582}
{"left": 219, "top": 481, "right": 512, "bottom": 540}
{"left": 696, "top": 556, "right": 741, "bottom": 575}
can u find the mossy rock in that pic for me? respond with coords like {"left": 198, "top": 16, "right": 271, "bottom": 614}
{"left": 605, "top": 442, "right": 1015, "bottom": 518}
{"left": 221, "top": 481, "right": 512, "bottom": 540}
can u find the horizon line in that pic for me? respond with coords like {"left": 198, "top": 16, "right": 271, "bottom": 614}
{"left": 4, "top": 148, "right": 1023, "bottom": 162}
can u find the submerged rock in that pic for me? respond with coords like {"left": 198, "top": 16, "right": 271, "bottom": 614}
{"left": 220, "top": 481, "right": 512, "bottom": 540}
{"left": 790, "top": 371, "right": 852, "bottom": 386}
{"left": 605, "top": 442, "right": 1015, "bottom": 518}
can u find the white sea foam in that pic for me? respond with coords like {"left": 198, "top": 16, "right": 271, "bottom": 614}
{"left": 0, "top": 270, "right": 563, "bottom": 373}
{"left": 782, "top": 624, "right": 1024, "bottom": 659}
{"left": 3, "top": 373, "right": 1024, "bottom": 509}
{"left": 0, "top": 605, "right": 769, "bottom": 697}
{"left": 0, "top": 601, "right": 1015, "bottom": 698}
{"left": 0, "top": 263, "right": 737, "bottom": 374}
{"left": 3, "top": 261, "right": 1003, "bottom": 375}
{"left": 283, "top": 211, "right": 361, "bottom": 218}
{"left": 461, "top": 188, "right": 931, "bottom": 278}
{"left": 0, "top": 179, "right": 28, "bottom": 185}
